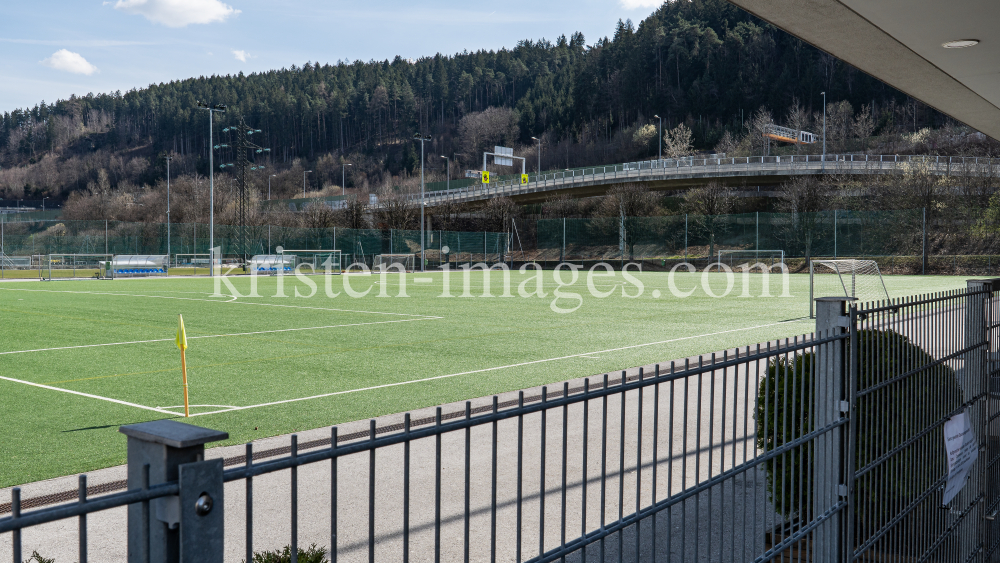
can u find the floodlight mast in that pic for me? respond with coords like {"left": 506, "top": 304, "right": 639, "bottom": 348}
{"left": 165, "top": 155, "right": 172, "bottom": 260}
{"left": 414, "top": 134, "right": 432, "bottom": 271}
{"left": 197, "top": 101, "right": 226, "bottom": 276}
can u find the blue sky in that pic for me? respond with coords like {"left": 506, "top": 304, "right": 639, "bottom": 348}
{"left": 0, "top": 0, "right": 662, "bottom": 113}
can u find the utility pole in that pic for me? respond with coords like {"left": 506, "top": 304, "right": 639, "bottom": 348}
{"left": 197, "top": 101, "right": 226, "bottom": 276}
{"left": 413, "top": 133, "right": 431, "bottom": 271}
{"left": 165, "top": 155, "right": 172, "bottom": 259}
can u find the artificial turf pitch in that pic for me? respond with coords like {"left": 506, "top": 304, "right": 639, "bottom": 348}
{"left": 0, "top": 269, "right": 977, "bottom": 487}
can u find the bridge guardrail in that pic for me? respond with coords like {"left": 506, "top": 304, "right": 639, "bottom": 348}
{"left": 395, "top": 154, "right": 997, "bottom": 208}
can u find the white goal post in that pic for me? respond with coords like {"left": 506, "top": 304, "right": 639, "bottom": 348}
{"left": 374, "top": 253, "right": 416, "bottom": 272}
{"left": 42, "top": 254, "right": 116, "bottom": 280}
{"left": 810, "top": 259, "right": 891, "bottom": 318}
{"left": 717, "top": 250, "right": 785, "bottom": 268}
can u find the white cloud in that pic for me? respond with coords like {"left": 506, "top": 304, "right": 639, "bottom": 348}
{"left": 232, "top": 49, "right": 249, "bottom": 62}
{"left": 40, "top": 49, "right": 99, "bottom": 75}
{"left": 113, "top": 0, "right": 240, "bottom": 28}
{"left": 619, "top": 0, "right": 662, "bottom": 8}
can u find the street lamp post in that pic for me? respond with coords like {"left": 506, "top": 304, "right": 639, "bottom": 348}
{"left": 441, "top": 155, "right": 450, "bottom": 191}
{"left": 197, "top": 101, "right": 226, "bottom": 276}
{"left": 531, "top": 136, "right": 542, "bottom": 173}
{"left": 303, "top": 170, "right": 312, "bottom": 197}
{"left": 821, "top": 91, "right": 827, "bottom": 169}
{"left": 165, "top": 155, "right": 172, "bottom": 259}
{"left": 654, "top": 114, "right": 662, "bottom": 161}
{"left": 413, "top": 133, "right": 431, "bottom": 272}
{"left": 342, "top": 163, "right": 352, "bottom": 195}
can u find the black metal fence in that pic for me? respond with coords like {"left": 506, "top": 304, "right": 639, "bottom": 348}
{"left": 3, "top": 280, "right": 999, "bottom": 562}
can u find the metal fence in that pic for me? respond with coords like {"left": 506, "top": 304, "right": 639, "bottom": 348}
{"left": 3, "top": 281, "right": 999, "bottom": 562}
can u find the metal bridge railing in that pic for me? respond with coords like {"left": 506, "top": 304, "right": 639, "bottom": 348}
{"left": 409, "top": 153, "right": 999, "bottom": 207}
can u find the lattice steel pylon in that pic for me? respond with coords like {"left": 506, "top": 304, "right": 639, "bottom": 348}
{"left": 219, "top": 117, "right": 270, "bottom": 268}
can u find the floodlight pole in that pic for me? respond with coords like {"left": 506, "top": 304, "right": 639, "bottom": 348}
{"left": 654, "top": 114, "right": 662, "bottom": 161}
{"left": 165, "top": 155, "right": 172, "bottom": 259}
{"left": 342, "top": 163, "right": 351, "bottom": 195}
{"left": 821, "top": 91, "right": 827, "bottom": 171}
{"left": 197, "top": 101, "right": 226, "bottom": 276}
{"left": 269, "top": 174, "right": 276, "bottom": 200}
{"left": 414, "top": 134, "right": 431, "bottom": 272}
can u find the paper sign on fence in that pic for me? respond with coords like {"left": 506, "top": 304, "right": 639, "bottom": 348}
{"left": 942, "top": 410, "right": 978, "bottom": 506}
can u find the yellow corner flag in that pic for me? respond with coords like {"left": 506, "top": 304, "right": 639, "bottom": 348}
{"left": 177, "top": 314, "right": 190, "bottom": 417}
{"left": 176, "top": 314, "right": 188, "bottom": 351}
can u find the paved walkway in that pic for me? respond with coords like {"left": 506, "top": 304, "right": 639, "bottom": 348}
{"left": 2, "top": 346, "right": 788, "bottom": 563}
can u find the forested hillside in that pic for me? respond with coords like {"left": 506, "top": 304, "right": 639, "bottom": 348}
{"left": 0, "top": 0, "right": 971, "bottom": 209}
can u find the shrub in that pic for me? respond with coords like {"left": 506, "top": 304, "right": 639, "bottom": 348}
{"left": 755, "top": 329, "right": 963, "bottom": 537}
{"left": 246, "top": 544, "right": 328, "bottom": 563}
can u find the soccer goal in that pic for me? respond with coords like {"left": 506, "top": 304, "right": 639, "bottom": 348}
{"left": 278, "top": 249, "right": 343, "bottom": 274}
{"left": 42, "top": 254, "right": 116, "bottom": 280}
{"left": 810, "top": 259, "right": 891, "bottom": 318}
{"left": 717, "top": 250, "right": 786, "bottom": 269}
{"left": 374, "top": 253, "right": 416, "bottom": 272}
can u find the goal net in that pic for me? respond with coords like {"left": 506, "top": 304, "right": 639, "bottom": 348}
{"left": 374, "top": 253, "right": 416, "bottom": 272}
{"left": 810, "top": 259, "right": 891, "bottom": 317}
{"left": 43, "top": 254, "right": 116, "bottom": 280}
{"left": 277, "top": 249, "right": 342, "bottom": 274}
{"left": 717, "top": 250, "right": 786, "bottom": 269}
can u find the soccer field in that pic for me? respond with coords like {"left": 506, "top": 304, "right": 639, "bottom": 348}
{"left": 0, "top": 268, "right": 977, "bottom": 486}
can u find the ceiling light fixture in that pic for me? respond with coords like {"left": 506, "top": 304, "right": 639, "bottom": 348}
{"left": 942, "top": 39, "right": 979, "bottom": 49}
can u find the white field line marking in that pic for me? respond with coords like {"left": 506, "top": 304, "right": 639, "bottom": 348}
{"left": 190, "top": 319, "right": 807, "bottom": 417}
{"left": 0, "top": 317, "right": 440, "bottom": 356}
{"left": 0, "top": 375, "right": 177, "bottom": 416}
{"left": 158, "top": 404, "right": 238, "bottom": 410}
{"left": 0, "top": 287, "right": 441, "bottom": 319}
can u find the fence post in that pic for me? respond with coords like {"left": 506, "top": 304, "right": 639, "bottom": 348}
{"left": 120, "top": 420, "right": 229, "bottom": 563}
{"left": 814, "top": 296, "right": 853, "bottom": 563}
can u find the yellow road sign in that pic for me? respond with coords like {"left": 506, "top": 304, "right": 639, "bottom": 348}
{"left": 521, "top": 174, "right": 528, "bottom": 185}
{"left": 481, "top": 171, "right": 490, "bottom": 184}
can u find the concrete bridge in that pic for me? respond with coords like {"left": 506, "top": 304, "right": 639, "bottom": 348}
{"left": 406, "top": 153, "right": 993, "bottom": 207}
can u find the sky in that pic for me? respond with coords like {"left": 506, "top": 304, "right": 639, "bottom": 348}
{"left": 0, "top": 0, "right": 662, "bottom": 113}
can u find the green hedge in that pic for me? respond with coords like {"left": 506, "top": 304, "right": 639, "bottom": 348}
{"left": 755, "top": 329, "right": 963, "bottom": 537}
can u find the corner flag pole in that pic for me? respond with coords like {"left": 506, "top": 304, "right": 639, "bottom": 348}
{"left": 176, "top": 314, "right": 190, "bottom": 417}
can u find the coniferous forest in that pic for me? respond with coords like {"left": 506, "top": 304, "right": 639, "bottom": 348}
{"left": 0, "top": 0, "right": 979, "bottom": 211}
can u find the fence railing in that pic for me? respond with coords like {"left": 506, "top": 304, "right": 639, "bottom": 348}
{"left": 3, "top": 280, "right": 999, "bottom": 562}
{"left": 409, "top": 153, "right": 1000, "bottom": 207}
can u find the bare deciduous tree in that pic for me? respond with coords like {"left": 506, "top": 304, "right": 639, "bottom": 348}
{"left": 682, "top": 181, "right": 736, "bottom": 259}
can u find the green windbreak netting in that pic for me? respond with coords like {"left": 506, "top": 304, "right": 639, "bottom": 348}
{"left": 0, "top": 219, "right": 507, "bottom": 268}
{"left": 536, "top": 210, "right": 922, "bottom": 260}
